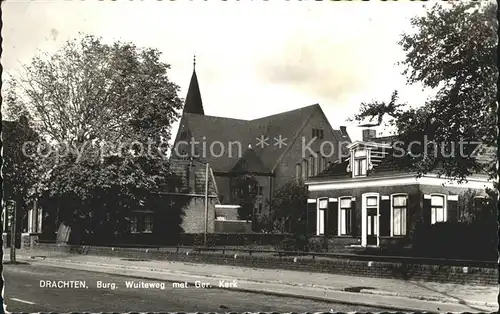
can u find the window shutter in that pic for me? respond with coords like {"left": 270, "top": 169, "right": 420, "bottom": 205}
{"left": 423, "top": 194, "right": 432, "bottom": 225}
{"left": 328, "top": 199, "right": 338, "bottom": 236}
{"left": 307, "top": 200, "right": 317, "bottom": 235}
{"left": 379, "top": 197, "right": 391, "bottom": 236}
{"left": 447, "top": 195, "right": 458, "bottom": 222}
{"left": 350, "top": 197, "right": 357, "bottom": 236}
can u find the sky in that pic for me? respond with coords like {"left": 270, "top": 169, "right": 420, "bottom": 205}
{"left": 2, "top": 0, "right": 437, "bottom": 142}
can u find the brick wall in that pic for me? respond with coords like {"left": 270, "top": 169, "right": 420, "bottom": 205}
{"left": 308, "top": 236, "right": 361, "bottom": 252}
{"left": 181, "top": 197, "right": 217, "bottom": 233}
{"left": 32, "top": 243, "right": 498, "bottom": 285}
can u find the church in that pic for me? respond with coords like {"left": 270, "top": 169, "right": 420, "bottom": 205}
{"left": 171, "top": 60, "right": 352, "bottom": 228}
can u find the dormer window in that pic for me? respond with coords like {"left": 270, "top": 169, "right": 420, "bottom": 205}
{"left": 312, "top": 128, "right": 324, "bottom": 139}
{"left": 347, "top": 142, "right": 389, "bottom": 177}
{"left": 353, "top": 149, "right": 367, "bottom": 177}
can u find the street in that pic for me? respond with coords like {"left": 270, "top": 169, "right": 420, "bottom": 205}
{"left": 4, "top": 263, "right": 389, "bottom": 312}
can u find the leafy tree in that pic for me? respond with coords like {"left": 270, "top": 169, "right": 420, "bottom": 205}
{"left": 5, "top": 34, "right": 186, "bottom": 242}
{"left": 232, "top": 174, "right": 259, "bottom": 221}
{"left": 6, "top": 34, "right": 182, "bottom": 146}
{"left": 352, "top": 2, "right": 497, "bottom": 182}
{"left": 1, "top": 116, "right": 40, "bottom": 234}
{"left": 269, "top": 180, "right": 308, "bottom": 234}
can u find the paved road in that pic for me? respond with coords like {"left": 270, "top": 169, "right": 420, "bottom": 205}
{"left": 4, "top": 263, "right": 389, "bottom": 312}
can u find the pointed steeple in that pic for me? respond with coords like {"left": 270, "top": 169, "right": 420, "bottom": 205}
{"left": 183, "top": 55, "right": 205, "bottom": 115}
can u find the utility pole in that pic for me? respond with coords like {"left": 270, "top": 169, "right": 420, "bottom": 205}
{"left": 9, "top": 201, "right": 17, "bottom": 263}
{"left": 204, "top": 163, "right": 209, "bottom": 246}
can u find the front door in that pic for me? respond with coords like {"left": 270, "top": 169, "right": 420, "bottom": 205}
{"left": 366, "top": 207, "right": 378, "bottom": 245}
{"left": 361, "top": 194, "right": 379, "bottom": 247}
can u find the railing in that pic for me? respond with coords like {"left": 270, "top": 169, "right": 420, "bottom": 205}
{"left": 33, "top": 240, "right": 498, "bottom": 269}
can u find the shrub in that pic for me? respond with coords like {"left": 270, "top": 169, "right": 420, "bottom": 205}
{"left": 411, "top": 220, "right": 497, "bottom": 260}
{"left": 274, "top": 234, "right": 308, "bottom": 252}
{"left": 307, "top": 237, "right": 325, "bottom": 253}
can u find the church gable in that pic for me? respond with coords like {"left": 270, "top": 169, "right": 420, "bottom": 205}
{"left": 231, "top": 147, "right": 271, "bottom": 174}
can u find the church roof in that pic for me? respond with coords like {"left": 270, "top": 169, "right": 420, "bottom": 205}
{"left": 178, "top": 104, "right": 341, "bottom": 173}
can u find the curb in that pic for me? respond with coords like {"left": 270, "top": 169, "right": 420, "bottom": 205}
{"left": 358, "top": 288, "right": 498, "bottom": 308}
{"left": 19, "top": 256, "right": 498, "bottom": 311}
{"left": 28, "top": 258, "right": 419, "bottom": 312}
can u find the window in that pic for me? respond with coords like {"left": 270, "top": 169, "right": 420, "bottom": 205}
{"left": 339, "top": 197, "right": 352, "bottom": 235}
{"left": 257, "top": 186, "right": 264, "bottom": 196}
{"left": 130, "top": 212, "right": 153, "bottom": 233}
{"left": 392, "top": 195, "right": 407, "bottom": 236}
{"left": 353, "top": 149, "right": 367, "bottom": 177}
{"left": 302, "top": 159, "right": 308, "bottom": 179}
{"left": 308, "top": 156, "right": 315, "bottom": 177}
{"left": 317, "top": 198, "right": 328, "bottom": 235}
{"left": 295, "top": 163, "right": 301, "bottom": 180}
{"left": 321, "top": 157, "right": 327, "bottom": 172}
{"left": 366, "top": 196, "right": 378, "bottom": 236}
{"left": 314, "top": 154, "right": 320, "bottom": 175}
{"left": 22, "top": 214, "right": 28, "bottom": 233}
{"left": 144, "top": 214, "right": 153, "bottom": 233}
{"left": 473, "top": 196, "right": 487, "bottom": 213}
{"left": 431, "top": 195, "right": 446, "bottom": 224}
{"left": 130, "top": 216, "right": 138, "bottom": 233}
{"left": 231, "top": 187, "right": 241, "bottom": 196}
{"left": 312, "top": 128, "right": 324, "bottom": 139}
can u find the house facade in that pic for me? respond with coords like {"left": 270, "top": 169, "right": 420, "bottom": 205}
{"left": 305, "top": 129, "right": 495, "bottom": 248}
{"left": 171, "top": 63, "right": 351, "bottom": 226}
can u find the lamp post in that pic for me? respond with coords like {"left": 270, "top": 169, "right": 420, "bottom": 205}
{"left": 204, "top": 163, "right": 209, "bottom": 246}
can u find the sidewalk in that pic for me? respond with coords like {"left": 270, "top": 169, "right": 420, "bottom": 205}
{"left": 3, "top": 249, "right": 498, "bottom": 312}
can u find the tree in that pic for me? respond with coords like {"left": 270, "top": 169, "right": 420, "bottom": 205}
{"left": 352, "top": 2, "right": 497, "bottom": 182}
{"left": 233, "top": 174, "right": 259, "bottom": 222}
{"left": 5, "top": 35, "right": 186, "bottom": 242}
{"left": 6, "top": 34, "right": 182, "bottom": 146}
{"left": 2, "top": 115, "right": 40, "bottom": 262}
{"left": 269, "top": 180, "right": 308, "bottom": 234}
{"left": 2, "top": 116, "right": 40, "bottom": 227}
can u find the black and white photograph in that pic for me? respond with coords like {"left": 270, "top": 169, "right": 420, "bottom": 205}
{"left": 1, "top": 0, "right": 498, "bottom": 312}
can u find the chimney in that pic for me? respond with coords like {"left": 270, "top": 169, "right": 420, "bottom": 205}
{"left": 362, "top": 129, "right": 377, "bottom": 142}
{"left": 340, "top": 126, "right": 348, "bottom": 137}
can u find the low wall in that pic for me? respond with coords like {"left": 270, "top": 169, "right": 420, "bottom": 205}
{"left": 178, "top": 233, "right": 292, "bottom": 246}
{"left": 214, "top": 221, "right": 252, "bottom": 233}
{"left": 30, "top": 243, "right": 498, "bottom": 285}
{"left": 2, "top": 233, "right": 38, "bottom": 249}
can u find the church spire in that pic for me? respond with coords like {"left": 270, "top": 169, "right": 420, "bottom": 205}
{"left": 183, "top": 54, "right": 205, "bottom": 115}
